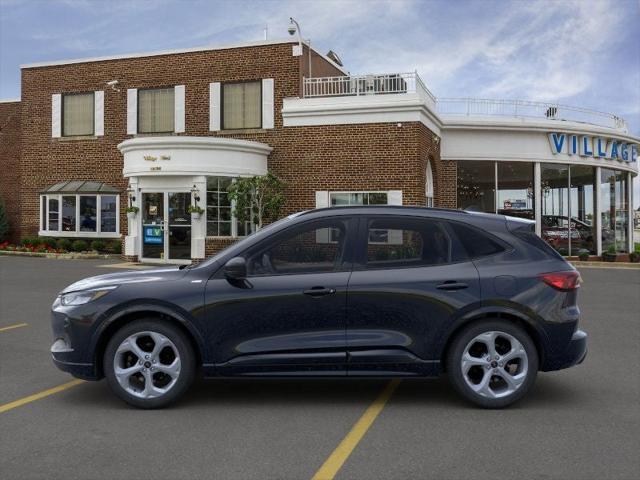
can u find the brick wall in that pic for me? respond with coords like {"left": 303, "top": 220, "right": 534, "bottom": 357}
{"left": 0, "top": 101, "right": 21, "bottom": 242}
{"left": 15, "top": 40, "right": 443, "bottom": 259}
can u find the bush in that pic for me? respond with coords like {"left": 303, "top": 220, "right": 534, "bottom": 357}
{"left": 577, "top": 250, "right": 589, "bottom": 261}
{"left": 107, "top": 240, "right": 122, "bottom": 254}
{"left": 90, "top": 240, "right": 106, "bottom": 252}
{"left": 37, "top": 237, "right": 57, "bottom": 249}
{"left": 56, "top": 238, "right": 73, "bottom": 251}
{"left": 71, "top": 240, "right": 88, "bottom": 252}
{"left": 21, "top": 237, "right": 36, "bottom": 247}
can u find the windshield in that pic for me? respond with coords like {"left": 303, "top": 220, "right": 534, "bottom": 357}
{"left": 195, "top": 213, "right": 302, "bottom": 269}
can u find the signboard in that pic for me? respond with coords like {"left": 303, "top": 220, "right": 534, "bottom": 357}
{"left": 504, "top": 199, "right": 527, "bottom": 210}
{"left": 548, "top": 132, "right": 638, "bottom": 163}
{"left": 143, "top": 226, "right": 163, "bottom": 245}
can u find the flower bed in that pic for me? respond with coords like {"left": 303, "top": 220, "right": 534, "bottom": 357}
{"left": 0, "top": 237, "right": 122, "bottom": 256}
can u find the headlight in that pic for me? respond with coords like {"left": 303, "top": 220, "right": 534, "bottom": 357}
{"left": 60, "top": 286, "right": 118, "bottom": 306}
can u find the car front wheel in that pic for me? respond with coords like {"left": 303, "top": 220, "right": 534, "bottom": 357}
{"left": 446, "top": 320, "right": 538, "bottom": 408}
{"left": 104, "top": 319, "right": 196, "bottom": 409}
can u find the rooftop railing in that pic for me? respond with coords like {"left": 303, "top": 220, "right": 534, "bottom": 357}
{"left": 436, "top": 98, "right": 628, "bottom": 131}
{"left": 301, "top": 74, "right": 627, "bottom": 131}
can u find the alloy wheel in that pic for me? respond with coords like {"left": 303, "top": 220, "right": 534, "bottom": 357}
{"left": 461, "top": 330, "right": 529, "bottom": 399}
{"left": 113, "top": 331, "right": 181, "bottom": 399}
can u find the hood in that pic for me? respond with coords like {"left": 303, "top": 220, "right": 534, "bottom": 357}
{"left": 61, "top": 266, "right": 187, "bottom": 294}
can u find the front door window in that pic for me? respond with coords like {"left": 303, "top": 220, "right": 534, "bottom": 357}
{"left": 141, "top": 192, "right": 192, "bottom": 262}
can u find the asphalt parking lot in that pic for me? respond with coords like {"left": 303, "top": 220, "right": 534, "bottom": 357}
{"left": 1, "top": 256, "right": 639, "bottom": 480}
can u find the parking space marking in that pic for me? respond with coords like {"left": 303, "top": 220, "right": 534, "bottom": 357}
{"left": 0, "top": 379, "right": 85, "bottom": 414}
{"left": 311, "top": 379, "right": 401, "bottom": 480}
{"left": 0, "top": 323, "right": 28, "bottom": 333}
{"left": 97, "top": 262, "right": 154, "bottom": 270}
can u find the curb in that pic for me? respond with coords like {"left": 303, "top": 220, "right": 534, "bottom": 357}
{"left": 570, "top": 261, "right": 640, "bottom": 269}
{"left": 0, "top": 250, "right": 120, "bottom": 260}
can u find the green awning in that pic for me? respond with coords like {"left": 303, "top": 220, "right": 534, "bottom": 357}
{"left": 41, "top": 181, "right": 120, "bottom": 194}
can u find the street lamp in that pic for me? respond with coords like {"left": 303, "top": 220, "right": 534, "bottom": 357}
{"left": 288, "top": 17, "right": 311, "bottom": 77}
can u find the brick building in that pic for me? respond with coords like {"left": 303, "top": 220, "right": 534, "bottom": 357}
{"left": 0, "top": 38, "right": 637, "bottom": 262}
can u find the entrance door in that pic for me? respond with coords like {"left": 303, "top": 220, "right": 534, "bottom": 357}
{"left": 141, "top": 192, "right": 192, "bottom": 263}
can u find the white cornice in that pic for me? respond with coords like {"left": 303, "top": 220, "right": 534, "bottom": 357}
{"left": 117, "top": 136, "right": 273, "bottom": 156}
{"left": 0, "top": 98, "right": 20, "bottom": 103}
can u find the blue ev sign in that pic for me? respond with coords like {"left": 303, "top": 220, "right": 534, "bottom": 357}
{"left": 548, "top": 133, "right": 638, "bottom": 163}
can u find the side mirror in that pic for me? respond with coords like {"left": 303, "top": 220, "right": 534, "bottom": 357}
{"left": 223, "top": 256, "right": 247, "bottom": 280}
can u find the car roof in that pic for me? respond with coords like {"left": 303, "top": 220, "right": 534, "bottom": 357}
{"left": 297, "top": 205, "right": 508, "bottom": 225}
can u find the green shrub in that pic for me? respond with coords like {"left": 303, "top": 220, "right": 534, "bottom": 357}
{"left": 90, "top": 240, "right": 106, "bottom": 252}
{"left": 57, "top": 238, "right": 73, "bottom": 251}
{"left": 107, "top": 240, "right": 122, "bottom": 254}
{"left": 71, "top": 240, "right": 88, "bottom": 252}
{"left": 577, "top": 250, "right": 589, "bottom": 261}
{"left": 606, "top": 244, "right": 617, "bottom": 254}
{"left": 21, "top": 237, "right": 36, "bottom": 247}
{"left": 37, "top": 237, "right": 56, "bottom": 249}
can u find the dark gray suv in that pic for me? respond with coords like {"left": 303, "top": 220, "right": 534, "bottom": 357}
{"left": 51, "top": 207, "right": 587, "bottom": 409}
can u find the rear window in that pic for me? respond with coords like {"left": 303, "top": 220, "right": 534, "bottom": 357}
{"left": 510, "top": 224, "right": 564, "bottom": 259}
{"left": 448, "top": 222, "right": 505, "bottom": 259}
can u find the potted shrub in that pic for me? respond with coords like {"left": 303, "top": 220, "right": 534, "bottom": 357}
{"left": 630, "top": 246, "right": 640, "bottom": 263}
{"left": 187, "top": 204, "right": 204, "bottom": 219}
{"left": 603, "top": 245, "right": 617, "bottom": 262}
{"left": 577, "top": 249, "right": 590, "bottom": 261}
{"left": 126, "top": 206, "right": 139, "bottom": 221}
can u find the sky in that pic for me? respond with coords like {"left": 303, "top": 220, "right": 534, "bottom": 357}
{"left": 1, "top": 0, "right": 639, "bottom": 202}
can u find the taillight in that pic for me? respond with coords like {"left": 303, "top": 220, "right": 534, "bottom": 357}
{"left": 540, "top": 271, "right": 581, "bottom": 291}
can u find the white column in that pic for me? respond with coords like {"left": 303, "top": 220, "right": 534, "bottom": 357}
{"left": 191, "top": 175, "right": 207, "bottom": 259}
{"left": 124, "top": 177, "right": 140, "bottom": 258}
{"left": 595, "top": 167, "right": 602, "bottom": 256}
{"left": 628, "top": 171, "right": 634, "bottom": 253}
{"left": 534, "top": 162, "right": 541, "bottom": 236}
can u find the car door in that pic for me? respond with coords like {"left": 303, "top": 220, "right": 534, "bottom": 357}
{"left": 204, "top": 216, "right": 356, "bottom": 375}
{"left": 346, "top": 215, "right": 481, "bottom": 375}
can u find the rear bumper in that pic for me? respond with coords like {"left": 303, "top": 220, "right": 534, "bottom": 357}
{"left": 541, "top": 329, "right": 588, "bottom": 371}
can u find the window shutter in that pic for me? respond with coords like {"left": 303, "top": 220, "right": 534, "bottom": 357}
{"left": 387, "top": 190, "right": 403, "bottom": 205}
{"left": 174, "top": 85, "right": 185, "bottom": 133}
{"left": 315, "top": 191, "right": 329, "bottom": 208}
{"left": 94, "top": 91, "right": 104, "bottom": 136}
{"left": 262, "top": 78, "right": 275, "bottom": 129}
{"left": 209, "top": 82, "right": 221, "bottom": 131}
{"left": 126, "top": 88, "right": 137, "bottom": 135}
{"left": 51, "top": 94, "right": 61, "bottom": 138}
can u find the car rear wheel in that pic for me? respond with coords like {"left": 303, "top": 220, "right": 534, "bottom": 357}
{"left": 104, "top": 319, "right": 196, "bottom": 409}
{"left": 446, "top": 320, "right": 538, "bottom": 408}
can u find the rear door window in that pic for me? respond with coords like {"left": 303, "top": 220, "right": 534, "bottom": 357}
{"left": 447, "top": 222, "right": 506, "bottom": 259}
{"left": 364, "top": 217, "right": 452, "bottom": 269}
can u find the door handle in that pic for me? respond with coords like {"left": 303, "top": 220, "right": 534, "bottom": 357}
{"left": 303, "top": 287, "right": 336, "bottom": 297}
{"left": 436, "top": 281, "right": 468, "bottom": 291}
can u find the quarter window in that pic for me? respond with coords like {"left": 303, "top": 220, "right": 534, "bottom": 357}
{"left": 365, "top": 217, "right": 451, "bottom": 269}
{"left": 222, "top": 82, "right": 261, "bottom": 130}
{"left": 138, "top": 88, "right": 175, "bottom": 133}
{"left": 447, "top": 222, "right": 505, "bottom": 258}
{"left": 248, "top": 219, "right": 348, "bottom": 276}
{"left": 62, "top": 92, "right": 94, "bottom": 136}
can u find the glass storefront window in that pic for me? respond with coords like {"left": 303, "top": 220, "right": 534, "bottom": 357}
{"left": 101, "top": 195, "right": 118, "bottom": 233}
{"left": 40, "top": 193, "right": 119, "bottom": 236}
{"left": 601, "top": 169, "right": 629, "bottom": 253}
{"left": 497, "top": 162, "right": 534, "bottom": 220}
{"left": 541, "top": 164, "right": 569, "bottom": 255}
{"left": 457, "top": 161, "right": 495, "bottom": 213}
{"left": 569, "top": 166, "right": 596, "bottom": 254}
{"left": 206, "top": 177, "right": 252, "bottom": 237}
{"left": 48, "top": 197, "right": 59, "bottom": 231}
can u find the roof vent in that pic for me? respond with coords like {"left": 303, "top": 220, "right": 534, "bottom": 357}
{"left": 326, "top": 50, "right": 343, "bottom": 67}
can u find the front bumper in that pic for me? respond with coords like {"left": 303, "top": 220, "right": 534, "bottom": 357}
{"left": 51, "top": 338, "right": 100, "bottom": 380}
{"left": 541, "top": 329, "right": 588, "bottom": 371}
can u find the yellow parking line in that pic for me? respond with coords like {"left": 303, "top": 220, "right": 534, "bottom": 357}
{"left": 0, "top": 379, "right": 85, "bottom": 414}
{"left": 0, "top": 323, "right": 28, "bottom": 333}
{"left": 311, "top": 379, "right": 401, "bottom": 480}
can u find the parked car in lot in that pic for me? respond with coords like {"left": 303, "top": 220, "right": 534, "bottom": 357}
{"left": 51, "top": 207, "right": 587, "bottom": 409}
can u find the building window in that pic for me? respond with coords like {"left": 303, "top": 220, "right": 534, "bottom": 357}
{"left": 457, "top": 161, "right": 496, "bottom": 213}
{"left": 138, "top": 88, "right": 175, "bottom": 133}
{"left": 329, "top": 191, "right": 389, "bottom": 206}
{"left": 426, "top": 160, "right": 434, "bottom": 207}
{"left": 206, "top": 177, "right": 252, "bottom": 237}
{"left": 62, "top": 92, "right": 94, "bottom": 136}
{"left": 40, "top": 194, "right": 120, "bottom": 237}
{"left": 222, "top": 81, "right": 261, "bottom": 130}
{"left": 497, "top": 162, "right": 534, "bottom": 220}
{"left": 601, "top": 168, "right": 629, "bottom": 253}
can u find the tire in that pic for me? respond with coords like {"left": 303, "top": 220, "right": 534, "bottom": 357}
{"left": 446, "top": 320, "right": 538, "bottom": 409}
{"left": 104, "top": 319, "right": 196, "bottom": 409}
